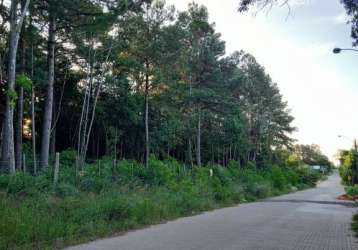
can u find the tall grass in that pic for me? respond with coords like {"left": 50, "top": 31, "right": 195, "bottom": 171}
{"left": 0, "top": 153, "right": 324, "bottom": 249}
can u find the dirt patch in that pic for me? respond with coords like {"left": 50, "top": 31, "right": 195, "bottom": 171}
{"left": 337, "top": 194, "right": 358, "bottom": 201}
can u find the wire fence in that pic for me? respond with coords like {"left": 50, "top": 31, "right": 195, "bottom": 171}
{"left": 0, "top": 153, "right": 62, "bottom": 174}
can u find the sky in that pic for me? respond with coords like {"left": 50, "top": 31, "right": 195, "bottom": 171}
{"left": 166, "top": 0, "right": 358, "bottom": 161}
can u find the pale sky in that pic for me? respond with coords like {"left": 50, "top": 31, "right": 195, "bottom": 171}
{"left": 167, "top": 0, "right": 358, "bottom": 160}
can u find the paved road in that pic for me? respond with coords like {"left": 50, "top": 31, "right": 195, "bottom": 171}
{"left": 67, "top": 172, "right": 357, "bottom": 250}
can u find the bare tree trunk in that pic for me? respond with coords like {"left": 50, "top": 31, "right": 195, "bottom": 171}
{"left": 0, "top": 0, "right": 30, "bottom": 174}
{"left": 31, "top": 86, "right": 37, "bottom": 174}
{"left": 50, "top": 124, "right": 56, "bottom": 157}
{"left": 15, "top": 86, "right": 23, "bottom": 169}
{"left": 144, "top": 61, "right": 150, "bottom": 168}
{"left": 30, "top": 45, "right": 37, "bottom": 175}
{"left": 77, "top": 42, "right": 113, "bottom": 168}
{"left": 15, "top": 29, "right": 26, "bottom": 170}
{"left": 196, "top": 110, "right": 201, "bottom": 167}
{"left": 50, "top": 94, "right": 56, "bottom": 157}
{"left": 82, "top": 83, "right": 100, "bottom": 163}
{"left": 188, "top": 138, "right": 193, "bottom": 167}
{"left": 229, "top": 144, "right": 232, "bottom": 161}
{"left": 40, "top": 13, "right": 56, "bottom": 169}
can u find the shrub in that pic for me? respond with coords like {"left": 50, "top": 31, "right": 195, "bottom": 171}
{"left": 60, "top": 149, "right": 77, "bottom": 168}
{"left": 7, "top": 172, "right": 37, "bottom": 195}
{"left": 296, "top": 166, "right": 321, "bottom": 187}
{"left": 246, "top": 182, "right": 272, "bottom": 199}
{"left": 0, "top": 175, "right": 10, "bottom": 189}
{"left": 0, "top": 156, "right": 326, "bottom": 249}
{"left": 345, "top": 185, "right": 358, "bottom": 196}
{"left": 269, "top": 165, "right": 287, "bottom": 190}
{"left": 352, "top": 213, "right": 358, "bottom": 236}
{"left": 55, "top": 183, "right": 79, "bottom": 198}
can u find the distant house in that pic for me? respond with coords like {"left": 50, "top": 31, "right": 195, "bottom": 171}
{"left": 312, "top": 165, "right": 321, "bottom": 171}
{"left": 310, "top": 165, "right": 328, "bottom": 173}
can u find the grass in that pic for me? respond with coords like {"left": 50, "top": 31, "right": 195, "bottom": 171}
{"left": 0, "top": 153, "right": 325, "bottom": 249}
{"left": 353, "top": 213, "right": 358, "bottom": 237}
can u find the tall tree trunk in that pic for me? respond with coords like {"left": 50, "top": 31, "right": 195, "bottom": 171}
{"left": 50, "top": 125, "right": 56, "bottom": 158}
{"left": 15, "top": 25, "right": 26, "bottom": 170}
{"left": 40, "top": 13, "right": 55, "bottom": 169}
{"left": 0, "top": 0, "right": 30, "bottom": 174}
{"left": 30, "top": 44, "right": 37, "bottom": 175}
{"left": 50, "top": 94, "right": 56, "bottom": 157}
{"left": 31, "top": 86, "right": 37, "bottom": 174}
{"left": 196, "top": 110, "right": 201, "bottom": 167}
{"left": 15, "top": 86, "right": 23, "bottom": 169}
{"left": 144, "top": 61, "right": 150, "bottom": 168}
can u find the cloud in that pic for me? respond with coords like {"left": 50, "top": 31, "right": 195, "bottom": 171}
{"left": 334, "top": 12, "right": 349, "bottom": 24}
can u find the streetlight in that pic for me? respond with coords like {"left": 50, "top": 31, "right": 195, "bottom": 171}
{"left": 338, "top": 135, "right": 358, "bottom": 184}
{"left": 333, "top": 47, "right": 358, "bottom": 54}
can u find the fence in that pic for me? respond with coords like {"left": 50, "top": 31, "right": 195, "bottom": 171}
{"left": 0, "top": 152, "right": 61, "bottom": 186}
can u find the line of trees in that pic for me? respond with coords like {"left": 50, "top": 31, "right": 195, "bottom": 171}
{"left": 0, "top": 0, "right": 298, "bottom": 174}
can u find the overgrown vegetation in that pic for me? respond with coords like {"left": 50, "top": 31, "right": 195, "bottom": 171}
{"left": 352, "top": 214, "right": 358, "bottom": 237}
{"left": 337, "top": 150, "right": 358, "bottom": 238}
{"left": 0, "top": 150, "right": 326, "bottom": 249}
{"left": 345, "top": 185, "right": 358, "bottom": 197}
{"left": 338, "top": 150, "right": 358, "bottom": 186}
{"left": 0, "top": 0, "right": 335, "bottom": 248}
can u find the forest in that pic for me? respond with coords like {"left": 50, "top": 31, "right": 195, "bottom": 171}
{"left": 0, "top": 0, "right": 300, "bottom": 172}
{"left": 0, "top": 0, "right": 333, "bottom": 249}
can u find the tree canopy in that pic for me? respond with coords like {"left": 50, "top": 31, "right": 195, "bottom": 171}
{"left": 0, "top": 0, "right": 326, "bottom": 174}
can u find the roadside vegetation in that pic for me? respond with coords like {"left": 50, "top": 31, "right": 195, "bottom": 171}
{"left": 0, "top": 0, "right": 335, "bottom": 249}
{"left": 0, "top": 149, "right": 329, "bottom": 249}
{"left": 353, "top": 214, "right": 358, "bottom": 237}
{"left": 337, "top": 150, "right": 358, "bottom": 237}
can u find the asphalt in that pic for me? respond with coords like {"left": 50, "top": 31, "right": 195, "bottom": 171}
{"left": 66, "top": 171, "right": 358, "bottom": 250}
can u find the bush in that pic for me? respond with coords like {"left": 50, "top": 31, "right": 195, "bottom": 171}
{"left": 55, "top": 183, "right": 79, "bottom": 198}
{"left": 0, "top": 155, "right": 326, "bottom": 249}
{"left": 352, "top": 213, "right": 358, "bottom": 237}
{"left": 296, "top": 166, "right": 321, "bottom": 187}
{"left": 345, "top": 185, "right": 358, "bottom": 196}
{"left": 60, "top": 149, "right": 77, "bottom": 168}
{"left": 269, "top": 165, "right": 287, "bottom": 190}
{"left": 0, "top": 175, "right": 10, "bottom": 189}
{"left": 246, "top": 182, "right": 272, "bottom": 199}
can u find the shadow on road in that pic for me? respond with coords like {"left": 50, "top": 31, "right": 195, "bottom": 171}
{"left": 263, "top": 199, "right": 356, "bottom": 208}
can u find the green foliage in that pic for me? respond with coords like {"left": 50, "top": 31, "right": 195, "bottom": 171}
{"left": 59, "top": 149, "right": 77, "bottom": 168}
{"left": 55, "top": 183, "right": 79, "bottom": 198}
{"left": 16, "top": 73, "right": 32, "bottom": 91}
{"left": 352, "top": 213, "right": 358, "bottom": 237}
{"left": 345, "top": 185, "right": 358, "bottom": 197}
{"left": 339, "top": 150, "right": 356, "bottom": 185}
{"left": 0, "top": 154, "right": 326, "bottom": 249}
{"left": 5, "top": 89, "right": 18, "bottom": 108}
{"left": 268, "top": 165, "right": 287, "bottom": 190}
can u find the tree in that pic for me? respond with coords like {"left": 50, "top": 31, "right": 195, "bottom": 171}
{"left": 235, "top": 52, "right": 294, "bottom": 164}
{"left": 40, "top": 0, "right": 56, "bottom": 169}
{"left": 122, "top": 0, "right": 174, "bottom": 167}
{"left": 0, "top": 0, "right": 30, "bottom": 174}
{"left": 176, "top": 3, "right": 226, "bottom": 166}
{"left": 341, "top": 0, "right": 358, "bottom": 46}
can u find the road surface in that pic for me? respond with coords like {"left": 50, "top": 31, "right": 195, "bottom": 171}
{"left": 67, "top": 172, "right": 357, "bottom": 250}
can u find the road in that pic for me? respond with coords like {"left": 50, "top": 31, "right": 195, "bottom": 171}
{"left": 67, "top": 172, "right": 357, "bottom": 250}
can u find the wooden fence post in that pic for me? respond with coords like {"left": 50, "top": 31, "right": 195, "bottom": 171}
{"left": 53, "top": 152, "right": 60, "bottom": 186}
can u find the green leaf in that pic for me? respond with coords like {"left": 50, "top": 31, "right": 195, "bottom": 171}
{"left": 16, "top": 73, "right": 32, "bottom": 91}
